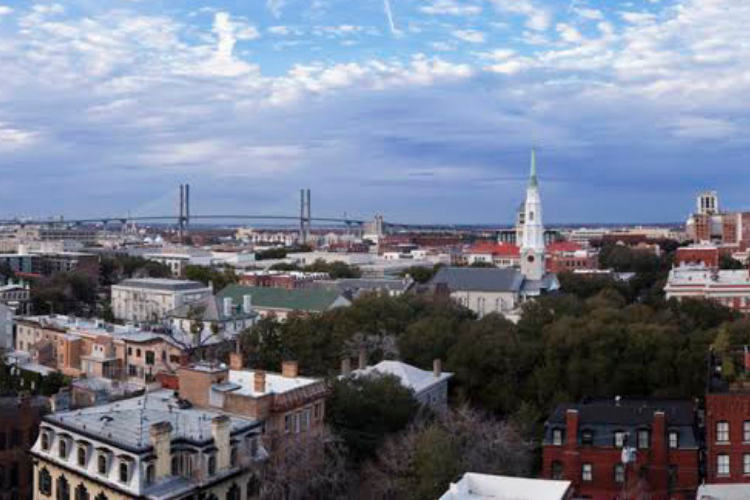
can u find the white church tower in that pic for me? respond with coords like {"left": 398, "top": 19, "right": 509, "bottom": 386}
{"left": 520, "top": 149, "right": 546, "bottom": 281}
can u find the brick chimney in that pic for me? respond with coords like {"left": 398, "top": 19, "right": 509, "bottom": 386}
{"left": 652, "top": 411, "right": 668, "bottom": 492}
{"left": 282, "top": 361, "right": 299, "bottom": 378}
{"left": 254, "top": 370, "right": 266, "bottom": 393}
{"left": 341, "top": 358, "right": 351, "bottom": 376}
{"left": 433, "top": 359, "right": 442, "bottom": 378}
{"left": 565, "top": 409, "right": 579, "bottom": 448}
{"left": 358, "top": 347, "right": 367, "bottom": 370}
{"left": 211, "top": 415, "right": 231, "bottom": 471}
{"left": 563, "top": 409, "right": 581, "bottom": 487}
{"left": 150, "top": 422, "right": 173, "bottom": 481}
{"left": 229, "top": 352, "right": 243, "bottom": 371}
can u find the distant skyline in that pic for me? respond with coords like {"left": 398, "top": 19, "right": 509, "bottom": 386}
{"left": 0, "top": 0, "right": 748, "bottom": 224}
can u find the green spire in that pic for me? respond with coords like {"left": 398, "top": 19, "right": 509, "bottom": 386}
{"left": 529, "top": 148, "right": 538, "bottom": 188}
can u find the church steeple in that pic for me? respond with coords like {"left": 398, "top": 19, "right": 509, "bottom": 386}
{"left": 520, "top": 148, "right": 546, "bottom": 281}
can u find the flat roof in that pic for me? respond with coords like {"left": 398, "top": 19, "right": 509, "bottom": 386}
{"left": 440, "top": 473, "right": 572, "bottom": 500}
{"left": 114, "top": 278, "right": 211, "bottom": 292}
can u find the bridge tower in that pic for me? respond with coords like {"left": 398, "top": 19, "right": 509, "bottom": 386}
{"left": 178, "top": 184, "right": 191, "bottom": 245}
{"left": 299, "top": 189, "right": 311, "bottom": 245}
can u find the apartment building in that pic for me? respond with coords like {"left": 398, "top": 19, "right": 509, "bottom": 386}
{"left": 31, "top": 390, "right": 266, "bottom": 500}
{"left": 111, "top": 278, "right": 213, "bottom": 323}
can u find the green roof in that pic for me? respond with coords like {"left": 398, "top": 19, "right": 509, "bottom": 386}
{"left": 218, "top": 284, "right": 350, "bottom": 313}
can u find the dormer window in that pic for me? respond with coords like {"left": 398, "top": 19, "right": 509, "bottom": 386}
{"left": 77, "top": 445, "right": 88, "bottom": 466}
{"left": 581, "top": 430, "right": 594, "bottom": 445}
{"left": 59, "top": 439, "right": 68, "bottom": 459}
{"left": 230, "top": 446, "right": 238, "bottom": 467}
{"left": 97, "top": 453, "right": 108, "bottom": 475}
{"left": 145, "top": 464, "right": 155, "bottom": 486}
{"left": 551, "top": 428, "right": 563, "bottom": 446}
{"left": 41, "top": 432, "right": 51, "bottom": 451}
{"left": 208, "top": 455, "right": 217, "bottom": 476}
{"left": 119, "top": 461, "right": 130, "bottom": 483}
{"left": 637, "top": 429, "right": 650, "bottom": 449}
{"left": 614, "top": 431, "right": 626, "bottom": 448}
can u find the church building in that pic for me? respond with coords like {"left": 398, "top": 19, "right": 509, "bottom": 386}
{"left": 430, "top": 150, "right": 560, "bottom": 321}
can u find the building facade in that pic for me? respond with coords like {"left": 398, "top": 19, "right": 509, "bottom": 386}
{"left": 0, "top": 396, "right": 48, "bottom": 500}
{"left": 31, "top": 390, "right": 266, "bottom": 500}
{"left": 111, "top": 279, "right": 213, "bottom": 323}
{"left": 542, "top": 398, "right": 701, "bottom": 500}
{"left": 664, "top": 265, "right": 750, "bottom": 313}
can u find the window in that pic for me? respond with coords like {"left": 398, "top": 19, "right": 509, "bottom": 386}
{"left": 294, "top": 413, "right": 301, "bottom": 434}
{"left": 208, "top": 455, "right": 216, "bottom": 476}
{"left": 146, "top": 465, "right": 155, "bottom": 486}
{"left": 38, "top": 468, "right": 52, "bottom": 496}
{"left": 582, "top": 463, "right": 593, "bottom": 482}
{"left": 313, "top": 403, "right": 323, "bottom": 421}
{"left": 717, "top": 421, "right": 730, "bottom": 443}
{"left": 551, "top": 461, "right": 563, "bottom": 480}
{"left": 552, "top": 428, "right": 563, "bottom": 446}
{"left": 668, "top": 465, "right": 678, "bottom": 490}
{"left": 56, "top": 476, "right": 69, "bottom": 500}
{"left": 614, "top": 431, "right": 626, "bottom": 448}
{"left": 614, "top": 464, "right": 625, "bottom": 484}
{"left": 119, "top": 461, "right": 129, "bottom": 483}
{"left": 145, "top": 351, "right": 155, "bottom": 365}
{"left": 581, "top": 430, "right": 594, "bottom": 445}
{"left": 59, "top": 439, "right": 68, "bottom": 459}
{"left": 250, "top": 437, "right": 258, "bottom": 457}
{"left": 668, "top": 431, "right": 679, "bottom": 449}
{"left": 226, "top": 484, "right": 240, "bottom": 500}
{"left": 302, "top": 409, "right": 310, "bottom": 431}
{"left": 77, "top": 446, "right": 87, "bottom": 466}
{"left": 74, "top": 485, "right": 88, "bottom": 500}
{"left": 744, "top": 454, "right": 750, "bottom": 475}
{"left": 637, "top": 430, "right": 650, "bottom": 449}
{"left": 95, "top": 493, "right": 107, "bottom": 500}
{"left": 97, "top": 454, "right": 108, "bottom": 475}
{"left": 717, "top": 454, "right": 730, "bottom": 476}
{"left": 284, "top": 414, "right": 292, "bottom": 434}
{"left": 247, "top": 476, "right": 261, "bottom": 498}
{"left": 744, "top": 421, "right": 750, "bottom": 442}
{"left": 230, "top": 446, "right": 237, "bottom": 467}
{"left": 171, "top": 456, "right": 180, "bottom": 476}
{"left": 136, "top": 349, "right": 141, "bottom": 358}
{"left": 41, "top": 432, "right": 50, "bottom": 451}
{"left": 127, "top": 347, "right": 132, "bottom": 356}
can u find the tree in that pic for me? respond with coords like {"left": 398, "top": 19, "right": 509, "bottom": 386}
{"left": 239, "top": 316, "right": 286, "bottom": 371}
{"left": 361, "top": 406, "right": 532, "bottom": 500}
{"left": 185, "top": 265, "right": 237, "bottom": 291}
{"left": 720, "top": 254, "right": 746, "bottom": 270}
{"left": 327, "top": 373, "right": 419, "bottom": 461}
{"left": 397, "top": 316, "right": 463, "bottom": 369}
{"left": 399, "top": 265, "right": 441, "bottom": 284}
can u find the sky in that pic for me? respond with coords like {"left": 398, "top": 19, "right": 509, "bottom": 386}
{"left": 0, "top": 0, "right": 748, "bottom": 225}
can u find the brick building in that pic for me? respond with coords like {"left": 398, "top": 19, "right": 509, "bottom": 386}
{"left": 0, "top": 396, "right": 48, "bottom": 500}
{"left": 545, "top": 242, "right": 599, "bottom": 273}
{"left": 542, "top": 398, "right": 701, "bottom": 499}
{"left": 674, "top": 245, "right": 720, "bottom": 269}
{"left": 705, "top": 347, "right": 750, "bottom": 485}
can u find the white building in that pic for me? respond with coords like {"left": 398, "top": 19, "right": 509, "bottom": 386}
{"left": 350, "top": 359, "right": 452, "bottom": 410}
{"left": 112, "top": 278, "right": 213, "bottom": 323}
{"left": 287, "top": 251, "right": 375, "bottom": 266}
{"left": 168, "top": 294, "right": 257, "bottom": 341}
{"left": 31, "top": 389, "right": 266, "bottom": 500}
{"left": 0, "top": 303, "right": 12, "bottom": 350}
{"left": 697, "top": 483, "right": 750, "bottom": 500}
{"left": 439, "top": 473, "right": 573, "bottom": 500}
{"left": 664, "top": 265, "right": 750, "bottom": 313}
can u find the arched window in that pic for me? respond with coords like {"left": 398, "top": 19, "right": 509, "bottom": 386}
{"left": 74, "top": 484, "right": 89, "bottom": 500}
{"left": 38, "top": 468, "right": 52, "bottom": 496}
{"left": 171, "top": 456, "right": 180, "bottom": 476}
{"left": 95, "top": 493, "right": 107, "bottom": 500}
{"left": 230, "top": 446, "right": 238, "bottom": 467}
{"left": 119, "top": 461, "right": 129, "bottom": 483}
{"left": 145, "top": 464, "right": 155, "bottom": 486}
{"left": 97, "top": 454, "right": 108, "bottom": 475}
{"left": 56, "top": 476, "right": 70, "bottom": 500}
{"left": 207, "top": 455, "right": 216, "bottom": 476}
{"left": 59, "top": 439, "right": 68, "bottom": 459}
{"left": 226, "top": 484, "right": 240, "bottom": 500}
{"left": 41, "top": 433, "right": 50, "bottom": 451}
{"left": 77, "top": 446, "right": 87, "bottom": 467}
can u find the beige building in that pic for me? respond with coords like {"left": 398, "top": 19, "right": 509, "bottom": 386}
{"left": 31, "top": 389, "right": 266, "bottom": 500}
{"left": 178, "top": 355, "right": 328, "bottom": 457}
{"left": 111, "top": 278, "right": 212, "bottom": 323}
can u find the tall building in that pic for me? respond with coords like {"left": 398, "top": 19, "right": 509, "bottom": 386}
{"left": 520, "top": 149, "right": 546, "bottom": 281}
{"left": 111, "top": 278, "right": 213, "bottom": 323}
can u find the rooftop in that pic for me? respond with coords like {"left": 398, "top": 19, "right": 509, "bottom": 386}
{"left": 45, "top": 389, "right": 258, "bottom": 451}
{"left": 439, "top": 473, "right": 572, "bottom": 500}
{"left": 547, "top": 398, "right": 696, "bottom": 427}
{"left": 114, "top": 278, "right": 211, "bottom": 292}
{"left": 218, "top": 284, "right": 350, "bottom": 313}
{"left": 352, "top": 360, "right": 452, "bottom": 395}
{"left": 226, "top": 369, "right": 322, "bottom": 397}
{"left": 430, "top": 267, "right": 525, "bottom": 293}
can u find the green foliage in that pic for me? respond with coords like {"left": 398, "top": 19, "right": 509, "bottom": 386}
{"left": 100, "top": 255, "right": 171, "bottom": 285}
{"left": 399, "top": 265, "right": 442, "bottom": 284}
{"left": 0, "top": 262, "right": 15, "bottom": 283}
{"left": 410, "top": 427, "right": 462, "bottom": 500}
{"left": 327, "top": 373, "right": 419, "bottom": 461}
{"left": 255, "top": 245, "right": 311, "bottom": 260}
{"left": 31, "top": 272, "right": 98, "bottom": 316}
{"left": 469, "top": 261, "right": 495, "bottom": 268}
{"left": 185, "top": 265, "right": 237, "bottom": 291}
{"left": 720, "top": 254, "right": 746, "bottom": 270}
{"left": 398, "top": 315, "right": 464, "bottom": 369}
{"left": 269, "top": 259, "right": 362, "bottom": 279}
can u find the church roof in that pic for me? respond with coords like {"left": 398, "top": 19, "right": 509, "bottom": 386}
{"left": 430, "top": 267, "right": 525, "bottom": 293}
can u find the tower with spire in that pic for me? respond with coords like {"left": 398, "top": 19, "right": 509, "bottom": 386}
{"left": 520, "top": 149, "right": 546, "bottom": 281}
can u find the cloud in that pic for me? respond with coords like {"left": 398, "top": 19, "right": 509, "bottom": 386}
{"left": 268, "top": 25, "right": 290, "bottom": 35}
{"left": 452, "top": 29, "right": 485, "bottom": 44}
{"left": 420, "top": 0, "right": 482, "bottom": 16}
{"left": 383, "top": 0, "right": 400, "bottom": 36}
{"left": 266, "top": 0, "right": 285, "bottom": 18}
{"left": 0, "top": 6, "right": 13, "bottom": 16}
{"left": 556, "top": 23, "right": 583, "bottom": 43}
{"left": 491, "top": 0, "right": 551, "bottom": 31}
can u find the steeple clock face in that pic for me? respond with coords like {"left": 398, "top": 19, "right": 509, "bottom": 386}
{"left": 527, "top": 255, "right": 535, "bottom": 263}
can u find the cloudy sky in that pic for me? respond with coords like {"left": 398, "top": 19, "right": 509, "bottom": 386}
{"left": 0, "top": 0, "right": 747, "bottom": 224}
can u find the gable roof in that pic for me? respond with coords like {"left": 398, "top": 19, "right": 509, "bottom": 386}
{"left": 353, "top": 360, "right": 452, "bottom": 395}
{"left": 167, "top": 295, "right": 256, "bottom": 322}
{"left": 547, "top": 398, "right": 696, "bottom": 427}
{"left": 430, "top": 267, "right": 525, "bottom": 293}
{"left": 218, "top": 284, "right": 350, "bottom": 313}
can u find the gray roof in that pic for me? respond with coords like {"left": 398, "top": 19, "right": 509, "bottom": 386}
{"left": 167, "top": 295, "right": 257, "bottom": 322}
{"left": 430, "top": 267, "right": 525, "bottom": 293}
{"left": 45, "top": 389, "right": 258, "bottom": 452}
{"left": 115, "top": 279, "right": 209, "bottom": 292}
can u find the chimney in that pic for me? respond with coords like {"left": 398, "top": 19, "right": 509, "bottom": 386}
{"left": 223, "top": 297, "right": 233, "bottom": 318}
{"left": 433, "top": 359, "right": 442, "bottom": 378}
{"left": 744, "top": 346, "right": 750, "bottom": 373}
{"left": 565, "top": 409, "right": 579, "bottom": 448}
{"left": 652, "top": 411, "right": 668, "bottom": 492}
{"left": 150, "top": 422, "right": 173, "bottom": 481}
{"left": 229, "top": 352, "right": 243, "bottom": 371}
{"left": 341, "top": 358, "right": 351, "bottom": 376}
{"left": 358, "top": 348, "right": 367, "bottom": 370}
{"left": 243, "top": 295, "right": 253, "bottom": 315}
{"left": 211, "top": 416, "right": 231, "bottom": 472}
{"left": 254, "top": 370, "right": 266, "bottom": 393}
{"left": 282, "top": 361, "right": 299, "bottom": 378}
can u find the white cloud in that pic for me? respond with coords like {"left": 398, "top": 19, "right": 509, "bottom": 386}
{"left": 556, "top": 23, "right": 583, "bottom": 43}
{"left": 266, "top": 0, "right": 285, "bottom": 18}
{"left": 420, "top": 0, "right": 482, "bottom": 16}
{"left": 0, "top": 123, "right": 36, "bottom": 151}
{"left": 0, "top": 6, "right": 13, "bottom": 16}
{"left": 268, "top": 25, "right": 289, "bottom": 35}
{"left": 491, "top": 0, "right": 551, "bottom": 31}
{"left": 673, "top": 116, "right": 738, "bottom": 139}
{"left": 452, "top": 29, "right": 485, "bottom": 43}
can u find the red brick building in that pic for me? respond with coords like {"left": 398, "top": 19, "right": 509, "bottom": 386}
{"left": 705, "top": 347, "right": 750, "bottom": 485}
{"left": 674, "top": 245, "right": 720, "bottom": 269}
{"left": 546, "top": 242, "right": 599, "bottom": 273}
{"left": 542, "top": 398, "right": 700, "bottom": 499}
